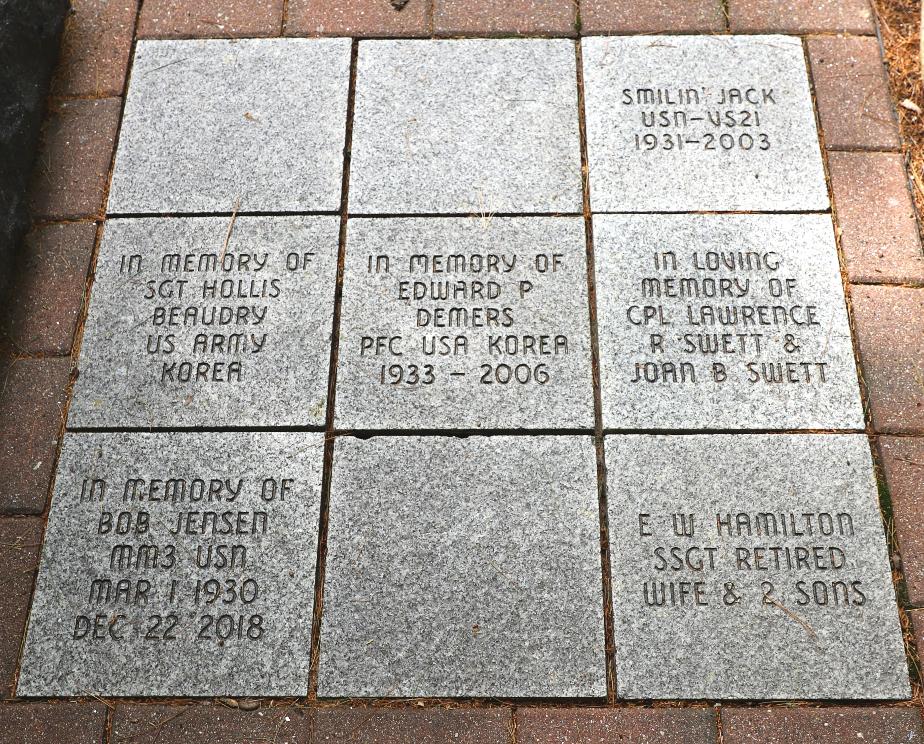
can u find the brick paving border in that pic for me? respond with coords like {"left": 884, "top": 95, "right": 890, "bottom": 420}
{"left": 2, "top": 0, "right": 923, "bottom": 739}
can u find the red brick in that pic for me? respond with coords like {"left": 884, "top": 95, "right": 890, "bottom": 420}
{"left": 730, "top": 0, "right": 876, "bottom": 34}
{"left": 879, "top": 437, "right": 924, "bottom": 604}
{"left": 581, "top": 0, "right": 724, "bottom": 33}
{"left": 433, "top": 0, "right": 577, "bottom": 36}
{"left": 0, "top": 702, "right": 107, "bottom": 744}
{"left": 3, "top": 222, "right": 96, "bottom": 356}
{"left": 851, "top": 285, "right": 924, "bottom": 434}
{"left": 0, "top": 358, "right": 71, "bottom": 514}
{"left": 138, "top": 0, "right": 284, "bottom": 38}
{"left": 314, "top": 707, "right": 513, "bottom": 742}
{"left": 807, "top": 36, "right": 901, "bottom": 151}
{"left": 911, "top": 609, "right": 924, "bottom": 657}
{"left": 0, "top": 519, "right": 42, "bottom": 700}
{"left": 286, "top": 0, "right": 430, "bottom": 37}
{"left": 829, "top": 152, "right": 924, "bottom": 284}
{"left": 111, "top": 703, "right": 308, "bottom": 743}
{"left": 28, "top": 98, "right": 121, "bottom": 221}
{"left": 52, "top": 0, "right": 139, "bottom": 97}
{"left": 517, "top": 707, "right": 717, "bottom": 743}
{"left": 721, "top": 706, "right": 923, "bottom": 743}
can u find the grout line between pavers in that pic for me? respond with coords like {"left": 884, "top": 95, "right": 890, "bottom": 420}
{"left": 574, "top": 36, "right": 617, "bottom": 705}
{"left": 307, "top": 37, "right": 359, "bottom": 701}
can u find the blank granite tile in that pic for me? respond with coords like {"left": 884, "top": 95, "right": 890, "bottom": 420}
{"left": 108, "top": 38, "right": 350, "bottom": 214}
{"left": 350, "top": 39, "right": 583, "bottom": 214}
{"left": 606, "top": 434, "right": 909, "bottom": 700}
{"left": 17, "top": 431, "right": 324, "bottom": 697}
{"left": 582, "top": 35, "right": 828, "bottom": 212}
{"left": 68, "top": 216, "right": 338, "bottom": 428}
{"left": 335, "top": 217, "right": 594, "bottom": 430}
{"left": 318, "top": 435, "right": 606, "bottom": 698}
{"left": 722, "top": 706, "right": 924, "bottom": 743}
{"left": 829, "top": 152, "right": 924, "bottom": 284}
{"left": 594, "top": 214, "right": 864, "bottom": 430}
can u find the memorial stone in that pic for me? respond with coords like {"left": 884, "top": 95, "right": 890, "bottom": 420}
{"left": 594, "top": 214, "right": 865, "bottom": 430}
{"left": 606, "top": 433, "right": 909, "bottom": 700}
{"left": 349, "top": 39, "right": 583, "bottom": 214}
{"left": 17, "top": 432, "right": 324, "bottom": 697}
{"left": 107, "top": 38, "right": 350, "bottom": 214}
{"left": 68, "top": 216, "right": 339, "bottom": 428}
{"left": 582, "top": 35, "right": 829, "bottom": 212}
{"left": 335, "top": 217, "right": 594, "bottom": 430}
{"left": 318, "top": 435, "right": 606, "bottom": 697}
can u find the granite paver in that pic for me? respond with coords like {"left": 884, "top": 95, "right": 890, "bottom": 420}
{"left": 807, "top": 36, "right": 902, "bottom": 151}
{"left": 851, "top": 286, "right": 924, "bottom": 434}
{"left": 68, "top": 216, "right": 338, "bottom": 429}
{"left": 319, "top": 435, "right": 605, "bottom": 697}
{"left": 829, "top": 152, "right": 924, "bottom": 284}
{"left": 335, "top": 217, "right": 594, "bottom": 430}
{"left": 107, "top": 38, "right": 350, "bottom": 214}
{"left": 0, "top": 358, "right": 71, "bottom": 515}
{"left": 3, "top": 222, "right": 96, "bottom": 356}
{"left": 17, "top": 432, "right": 324, "bottom": 696}
{"left": 349, "top": 39, "right": 583, "bottom": 214}
{"left": 582, "top": 35, "right": 828, "bottom": 212}
{"left": 594, "top": 214, "right": 864, "bottom": 430}
{"left": 28, "top": 98, "right": 121, "bottom": 221}
{"left": 0, "top": 519, "right": 43, "bottom": 699}
{"left": 606, "top": 434, "right": 908, "bottom": 699}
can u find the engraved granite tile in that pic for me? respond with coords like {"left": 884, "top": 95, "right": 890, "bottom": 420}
{"left": 582, "top": 35, "right": 829, "bottom": 212}
{"left": 107, "top": 38, "right": 350, "bottom": 214}
{"left": 318, "top": 435, "right": 606, "bottom": 697}
{"left": 349, "top": 39, "right": 583, "bottom": 214}
{"left": 335, "top": 217, "right": 594, "bottom": 430}
{"left": 606, "top": 433, "right": 909, "bottom": 700}
{"left": 17, "top": 431, "right": 324, "bottom": 697}
{"left": 68, "top": 216, "right": 338, "bottom": 428}
{"left": 594, "top": 214, "right": 864, "bottom": 430}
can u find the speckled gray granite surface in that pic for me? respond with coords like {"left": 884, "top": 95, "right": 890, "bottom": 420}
{"left": 606, "top": 434, "right": 909, "bottom": 700}
{"left": 594, "top": 214, "right": 864, "bottom": 430}
{"left": 349, "top": 39, "right": 583, "bottom": 214}
{"left": 18, "top": 432, "right": 324, "bottom": 697}
{"left": 582, "top": 35, "right": 828, "bottom": 212}
{"left": 108, "top": 38, "right": 350, "bottom": 213}
{"left": 68, "top": 216, "right": 338, "bottom": 428}
{"left": 318, "top": 435, "right": 606, "bottom": 697}
{"left": 335, "top": 217, "right": 594, "bottom": 430}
